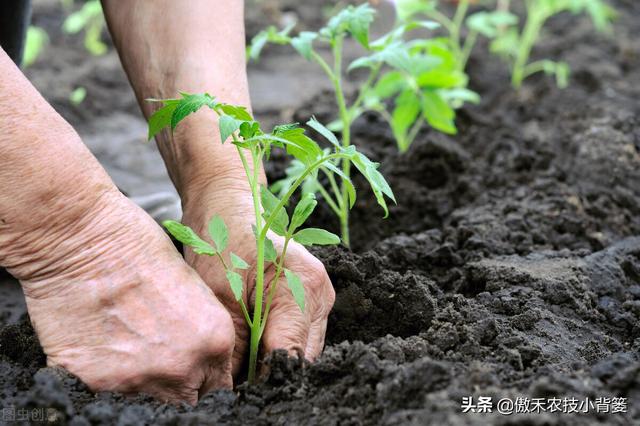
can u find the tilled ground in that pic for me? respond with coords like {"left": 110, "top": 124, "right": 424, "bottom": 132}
{"left": 1, "top": 0, "right": 639, "bottom": 425}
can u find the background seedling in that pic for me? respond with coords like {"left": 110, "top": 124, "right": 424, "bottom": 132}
{"left": 148, "top": 93, "right": 394, "bottom": 383}
{"left": 250, "top": 2, "right": 475, "bottom": 245}
{"left": 62, "top": 0, "right": 108, "bottom": 56}
{"left": 487, "top": 0, "right": 615, "bottom": 88}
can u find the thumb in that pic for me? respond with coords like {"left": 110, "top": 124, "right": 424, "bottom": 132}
{"left": 260, "top": 274, "right": 310, "bottom": 360}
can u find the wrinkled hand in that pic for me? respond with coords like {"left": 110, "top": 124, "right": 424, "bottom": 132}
{"left": 17, "top": 190, "right": 235, "bottom": 404}
{"left": 182, "top": 180, "right": 336, "bottom": 377}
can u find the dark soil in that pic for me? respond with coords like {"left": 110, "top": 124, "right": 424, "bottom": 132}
{"left": 1, "top": 0, "right": 639, "bottom": 425}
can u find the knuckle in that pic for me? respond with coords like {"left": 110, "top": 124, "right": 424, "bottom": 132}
{"left": 302, "top": 258, "right": 330, "bottom": 293}
{"left": 198, "top": 308, "right": 235, "bottom": 359}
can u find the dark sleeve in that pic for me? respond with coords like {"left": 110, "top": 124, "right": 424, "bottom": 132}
{"left": 0, "top": 0, "right": 32, "bottom": 65}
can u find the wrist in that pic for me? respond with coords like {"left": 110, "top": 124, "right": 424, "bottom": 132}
{"left": 155, "top": 109, "right": 265, "bottom": 200}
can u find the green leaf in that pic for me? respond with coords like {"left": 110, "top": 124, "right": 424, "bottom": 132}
{"left": 264, "top": 237, "right": 278, "bottom": 263}
{"left": 346, "top": 4, "right": 375, "bottom": 48}
{"left": 290, "top": 193, "right": 317, "bottom": 232}
{"left": 440, "top": 88, "right": 481, "bottom": 109}
{"left": 231, "top": 253, "right": 250, "bottom": 270}
{"left": 219, "top": 104, "right": 254, "bottom": 121}
{"left": 307, "top": 117, "right": 340, "bottom": 148}
{"left": 373, "top": 71, "right": 406, "bottom": 99}
{"left": 248, "top": 24, "right": 294, "bottom": 60}
{"left": 284, "top": 269, "right": 305, "bottom": 312}
{"left": 226, "top": 270, "right": 244, "bottom": 301}
{"left": 322, "top": 4, "right": 375, "bottom": 48}
{"left": 239, "top": 121, "right": 260, "bottom": 139}
{"left": 69, "top": 87, "right": 87, "bottom": 106}
{"left": 162, "top": 220, "right": 216, "bottom": 255}
{"left": 273, "top": 127, "right": 323, "bottom": 165}
{"left": 391, "top": 89, "right": 421, "bottom": 152}
{"left": 148, "top": 101, "right": 179, "bottom": 140}
{"left": 293, "top": 228, "right": 341, "bottom": 246}
{"left": 208, "top": 215, "right": 229, "bottom": 253}
{"left": 352, "top": 153, "right": 396, "bottom": 217}
{"left": 467, "top": 11, "right": 518, "bottom": 39}
{"left": 23, "top": 26, "right": 49, "bottom": 68}
{"left": 417, "top": 70, "right": 467, "bottom": 89}
{"left": 219, "top": 114, "right": 243, "bottom": 143}
{"left": 394, "top": 0, "right": 436, "bottom": 21}
{"left": 291, "top": 31, "right": 318, "bottom": 60}
{"left": 421, "top": 90, "right": 457, "bottom": 134}
{"left": 171, "top": 93, "right": 217, "bottom": 130}
{"left": 261, "top": 186, "right": 289, "bottom": 236}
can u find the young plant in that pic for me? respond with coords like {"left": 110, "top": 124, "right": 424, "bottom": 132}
{"left": 62, "top": 0, "right": 108, "bottom": 56}
{"left": 147, "top": 93, "right": 394, "bottom": 383}
{"left": 488, "top": 0, "right": 615, "bottom": 88}
{"left": 23, "top": 26, "right": 49, "bottom": 68}
{"left": 394, "top": 0, "right": 518, "bottom": 72}
{"left": 250, "top": 3, "right": 475, "bottom": 244}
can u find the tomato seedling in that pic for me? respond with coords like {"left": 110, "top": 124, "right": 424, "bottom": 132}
{"left": 394, "top": 0, "right": 517, "bottom": 72}
{"left": 147, "top": 93, "right": 394, "bottom": 383}
{"left": 250, "top": 3, "right": 475, "bottom": 244}
{"left": 488, "top": 0, "right": 615, "bottom": 88}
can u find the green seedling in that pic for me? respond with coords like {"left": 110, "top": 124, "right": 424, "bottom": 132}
{"left": 394, "top": 0, "right": 518, "bottom": 72}
{"left": 147, "top": 93, "right": 394, "bottom": 383}
{"left": 62, "top": 0, "right": 108, "bottom": 56}
{"left": 250, "top": 3, "right": 475, "bottom": 244}
{"left": 69, "top": 87, "right": 87, "bottom": 105}
{"left": 488, "top": 0, "right": 615, "bottom": 88}
{"left": 23, "top": 26, "right": 49, "bottom": 68}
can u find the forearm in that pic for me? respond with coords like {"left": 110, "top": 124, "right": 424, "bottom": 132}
{"left": 0, "top": 48, "right": 116, "bottom": 276}
{"left": 102, "top": 0, "right": 262, "bottom": 202}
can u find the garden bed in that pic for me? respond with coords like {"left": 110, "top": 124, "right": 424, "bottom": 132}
{"left": 1, "top": 0, "right": 639, "bottom": 424}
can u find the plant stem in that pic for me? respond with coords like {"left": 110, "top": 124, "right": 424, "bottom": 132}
{"left": 260, "top": 153, "right": 346, "bottom": 242}
{"left": 459, "top": 29, "right": 478, "bottom": 71}
{"left": 259, "top": 237, "right": 291, "bottom": 338}
{"left": 309, "top": 40, "right": 356, "bottom": 246}
{"left": 512, "top": 3, "right": 546, "bottom": 88}
{"left": 247, "top": 148, "right": 265, "bottom": 384}
{"left": 451, "top": 0, "right": 470, "bottom": 65}
{"left": 331, "top": 36, "right": 352, "bottom": 247}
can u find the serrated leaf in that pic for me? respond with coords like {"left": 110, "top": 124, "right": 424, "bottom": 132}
{"left": 219, "top": 114, "right": 243, "bottom": 143}
{"left": 231, "top": 253, "right": 250, "bottom": 270}
{"left": 421, "top": 90, "right": 457, "bottom": 134}
{"left": 284, "top": 269, "right": 305, "bottom": 312}
{"left": 261, "top": 186, "right": 289, "bottom": 236}
{"left": 346, "top": 4, "right": 375, "bottom": 48}
{"left": 219, "top": 104, "right": 254, "bottom": 121}
{"left": 373, "top": 71, "right": 406, "bottom": 99}
{"left": 293, "top": 228, "right": 341, "bottom": 246}
{"left": 394, "top": 0, "right": 436, "bottom": 21}
{"left": 274, "top": 127, "right": 323, "bottom": 166}
{"left": 208, "top": 215, "right": 228, "bottom": 253}
{"left": 162, "top": 220, "right": 216, "bottom": 255}
{"left": 226, "top": 270, "right": 244, "bottom": 301}
{"left": 148, "top": 102, "right": 178, "bottom": 140}
{"left": 291, "top": 31, "right": 317, "bottom": 60}
{"left": 352, "top": 153, "right": 396, "bottom": 217}
{"left": 171, "top": 93, "right": 217, "bottom": 129}
{"left": 307, "top": 117, "right": 340, "bottom": 148}
{"left": 322, "top": 4, "right": 375, "bottom": 48}
{"left": 290, "top": 193, "right": 317, "bottom": 232}
{"left": 239, "top": 121, "right": 260, "bottom": 139}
